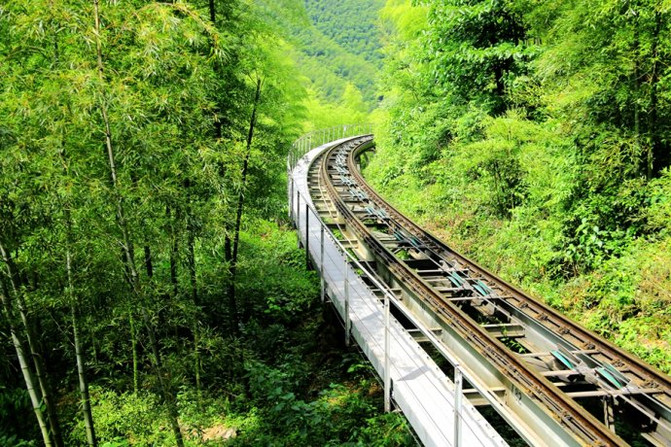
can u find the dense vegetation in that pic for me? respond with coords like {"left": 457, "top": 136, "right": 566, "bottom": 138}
{"left": 367, "top": 0, "right": 671, "bottom": 372}
{"left": 5, "top": 0, "right": 671, "bottom": 445}
{"left": 304, "top": 0, "right": 385, "bottom": 65}
{"left": 0, "top": 0, "right": 408, "bottom": 446}
{"left": 255, "top": 0, "right": 382, "bottom": 126}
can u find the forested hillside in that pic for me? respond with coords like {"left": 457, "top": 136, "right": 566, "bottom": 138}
{"left": 304, "top": 0, "right": 385, "bottom": 65}
{"left": 0, "top": 1, "right": 409, "bottom": 446}
{"left": 255, "top": 0, "right": 381, "bottom": 127}
{"left": 367, "top": 0, "right": 671, "bottom": 372}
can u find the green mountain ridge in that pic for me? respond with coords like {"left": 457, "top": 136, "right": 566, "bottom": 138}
{"left": 304, "top": 0, "right": 385, "bottom": 66}
{"left": 254, "top": 0, "right": 382, "bottom": 108}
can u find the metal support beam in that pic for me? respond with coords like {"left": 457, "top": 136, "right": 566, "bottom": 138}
{"left": 454, "top": 367, "right": 463, "bottom": 447}
{"left": 604, "top": 397, "right": 615, "bottom": 433}
{"left": 305, "top": 203, "right": 310, "bottom": 269}
{"left": 296, "top": 191, "right": 301, "bottom": 249}
{"left": 344, "top": 257, "right": 351, "bottom": 347}
{"left": 320, "top": 224, "right": 326, "bottom": 303}
{"left": 320, "top": 224, "right": 325, "bottom": 274}
{"left": 289, "top": 177, "right": 294, "bottom": 222}
{"left": 384, "top": 292, "right": 392, "bottom": 413}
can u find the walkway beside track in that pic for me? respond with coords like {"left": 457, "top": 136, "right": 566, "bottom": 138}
{"left": 289, "top": 139, "right": 507, "bottom": 447}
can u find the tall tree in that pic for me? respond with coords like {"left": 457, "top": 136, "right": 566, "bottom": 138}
{"left": 535, "top": 0, "right": 671, "bottom": 180}
{"left": 423, "top": 0, "right": 531, "bottom": 115}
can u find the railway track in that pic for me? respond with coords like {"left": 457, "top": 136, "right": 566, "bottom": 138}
{"left": 306, "top": 135, "right": 671, "bottom": 446}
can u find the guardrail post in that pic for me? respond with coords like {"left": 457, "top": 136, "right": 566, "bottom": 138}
{"left": 454, "top": 366, "right": 463, "bottom": 447}
{"left": 384, "top": 292, "right": 391, "bottom": 413}
{"left": 296, "top": 190, "right": 301, "bottom": 248}
{"left": 344, "top": 255, "right": 350, "bottom": 346}
{"left": 289, "top": 177, "right": 295, "bottom": 221}
{"left": 320, "top": 224, "right": 325, "bottom": 303}
{"left": 305, "top": 203, "right": 310, "bottom": 269}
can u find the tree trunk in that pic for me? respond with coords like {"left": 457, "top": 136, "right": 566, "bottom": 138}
{"left": 0, "top": 242, "right": 63, "bottom": 447}
{"left": 633, "top": 20, "right": 643, "bottom": 178}
{"left": 130, "top": 315, "right": 139, "bottom": 394}
{"left": 0, "top": 284, "right": 51, "bottom": 447}
{"left": 224, "top": 235, "right": 237, "bottom": 332}
{"left": 144, "top": 245, "right": 153, "bottom": 279}
{"left": 65, "top": 217, "right": 97, "bottom": 447}
{"left": 208, "top": 0, "right": 216, "bottom": 24}
{"left": 91, "top": 2, "right": 184, "bottom": 445}
{"left": 648, "top": 10, "right": 662, "bottom": 177}
{"left": 71, "top": 304, "right": 97, "bottom": 447}
{"left": 186, "top": 208, "right": 198, "bottom": 307}
{"left": 228, "top": 77, "right": 262, "bottom": 328}
{"left": 186, "top": 214, "right": 202, "bottom": 394}
{"left": 168, "top": 206, "right": 180, "bottom": 297}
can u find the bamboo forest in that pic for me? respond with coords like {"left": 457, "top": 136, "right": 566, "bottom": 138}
{"left": 1, "top": 1, "right": 671, "bottom": 446}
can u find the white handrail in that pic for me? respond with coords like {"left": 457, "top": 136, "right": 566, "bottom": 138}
{"left": 288, "top": 137, "right": 507, "bottom": 445}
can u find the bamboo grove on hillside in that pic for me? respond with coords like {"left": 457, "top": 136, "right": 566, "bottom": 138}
{"left": 0, "top": 1, "right": 304, "bottom": 445}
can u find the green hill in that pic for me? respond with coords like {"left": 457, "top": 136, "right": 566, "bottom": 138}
{"left": 304, "top": 0, "right": 385, "bottom": 66}
{"left": 254, "top": 0, "right": 382, "bottom": 115}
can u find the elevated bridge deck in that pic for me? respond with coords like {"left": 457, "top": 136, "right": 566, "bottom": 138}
{"left": 289, "top": 139, "right": 506, "bottom": 447}
{"left": 288, "top": 128, "right": 671, "bottom": 447}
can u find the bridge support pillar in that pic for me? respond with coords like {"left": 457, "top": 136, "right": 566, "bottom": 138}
{"left": 289, "top": 178, "right": 294, "bottom": 222}
{"left": 296, "top": 191, "right": 301, "bottom": 248}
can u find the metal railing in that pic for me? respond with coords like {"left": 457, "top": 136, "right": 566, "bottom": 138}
{"left": 287, "top": 135, "right": 506, "bottom": 446}
{"left": 287, "top": 124, "right": 373, "bottom": 172}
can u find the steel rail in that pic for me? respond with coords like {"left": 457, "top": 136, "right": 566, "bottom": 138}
{"left": 346, "top": 143, "right": 671, "bottom": 428}
{"left": 348, "top": 145, "right": 671, "bottom": 399}
{"left": 318, "top": 137, "right": 635, "bottom": 446}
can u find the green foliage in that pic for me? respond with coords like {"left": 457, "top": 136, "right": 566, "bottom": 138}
{"left": 424, "top": 0, "right": 533, "bottom": 114}
{"left": 0, "top": 387, "right": 36, "bottom": 446}
{"left": 1, "top": 0, "right": 404, "bottom": 445}
{"left": 647, "top": 168, "right": 671, "bottom": 233}
{"left": 253, "top": 0, "right": 380, "bottom": 120}
{"left": 304, "top": 0, "right": 385, "bottom": 65}
{"left": 535, "top": 0, "right": 671, "bottom": 178}
{"left": 80, "top": 389, "right": 168, "bottom": 446}
{"left": 237, "top": 362, "right": 412, "bottom": 446}
{"left": 369, "top": 0, "right": 671, "bottom": 373}
{"left": 303, "top": 84, "right": 369, "bottom": 130}
{"left": 236, "top": 220, "right": 319, "bottom": 324}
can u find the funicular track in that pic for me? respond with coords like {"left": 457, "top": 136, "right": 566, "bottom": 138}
{"left": 306, "top": 135, "right": 671, "bottom": 446}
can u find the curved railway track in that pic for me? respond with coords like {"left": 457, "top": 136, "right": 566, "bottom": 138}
{"left": 306, "top": 135, "right": 671, "bottom": 446}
